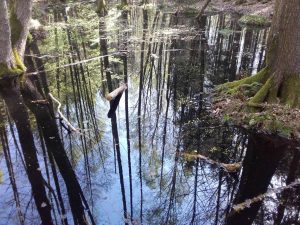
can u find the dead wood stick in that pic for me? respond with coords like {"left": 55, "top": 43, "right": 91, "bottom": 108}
{"left": 232, "top": 180, "right": 300, "bottom": 212}
{"left": 48, "top": 93, "right": 80, "bottom": 133}
{"left": 182, "top": 153, "right": 241, "bottom": 172}
{"left": 106, "top": 83, "right": 127, "bottom": 101}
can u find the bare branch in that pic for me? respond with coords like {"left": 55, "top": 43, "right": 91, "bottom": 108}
{"left": 48, "top": 93, "right": 80, "bottom": 133}
{"left": 232, "top": 180, "right": 300, "bottom": 212}
{"left": 106, "top": 83, "right": 127, "bottom": 101}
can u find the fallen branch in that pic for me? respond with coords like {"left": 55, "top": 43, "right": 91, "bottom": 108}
{"left": 182, "top": 153, "right": 241, "bottom": 173}
{"left": 48, "top": 93, "right": 80, "bottom": 133}
{"left": 232, "top": 180, "right": 300, "bottom": 212}
{"left": 106, "top": 83, "right": 127, "bottom": 101}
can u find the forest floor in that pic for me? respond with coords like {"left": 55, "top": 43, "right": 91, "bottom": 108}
{"left": 212, "top": 91, "right": 300, "bottom": 142}
{"left": 197, "top": 0, "right": 274, "bottom": 18}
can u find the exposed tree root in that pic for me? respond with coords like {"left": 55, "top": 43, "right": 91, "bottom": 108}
{"left": 218, "top": 67, "right": 269, "bottom": 92}
{"left": 217, "top": 67, "right": 299, "bottom": 108}
{"left": 213, "top": 68, "right": 300, "bottom": 140}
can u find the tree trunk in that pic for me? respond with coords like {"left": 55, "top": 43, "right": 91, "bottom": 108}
{"left": 221, "top": 0, "right": 300, "bottom": 108}
{"left": 21, "top": 78, "right": 92, "bottom": 225}
{"left": 0, "top": 1, "right": 53, "bottom": 223}
{"left": 261, "top": 0, "right": 300, "bottom": 107}
{"left": 96, "top": 0, "right": 108, "bottom": 16}
{"left": 0, "top": 77, "right": 53, "bottom": 225}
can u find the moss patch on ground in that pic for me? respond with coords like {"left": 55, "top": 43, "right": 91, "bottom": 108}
{"left": 212, "top": 88, "right": 300, "bottom": 140}
{"left": 239, "top": 15, "right": 271, "bottom": 26}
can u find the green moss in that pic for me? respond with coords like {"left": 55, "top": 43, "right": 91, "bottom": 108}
{"left": 248, "top": 76, "right": 273, "bottom": 105}
{"left": 0, "top": 63, "right": 23, "bottom": 77}
{"left": 0, "top": 49, "right": 26, "bottom": 77}
{"left": 239, "top": 15, "right": 271, "bottom": 27}
{"left": 264, "top": 119, "right": 293, "bottom": 138}
{"left": 223, "top": 114, "right": 232, "bottom": 123}
{"left": 239, "top": 82, "right": 263, "bottom": 97}
{"left": 27, "top": 33, "right": 33, "bottom": 43}
{"left": 13, "top": 48, "right": 26, "bottom": 71}
{"left": 218, "top": 67, "right": 269, "bottom": 92}
{"left": 213, "top": 68, "right": 300, "bottom": 139}
{"left": 245, "top": 113, "right": 293, "bottom": 138}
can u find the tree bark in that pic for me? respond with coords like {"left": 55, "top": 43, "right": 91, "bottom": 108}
{"left": 11, "top": 0, "right": 33, "bottom": 58}
{"left": 0, "top": 77, "right": 53, "bottom": 225}
{"left": 0, "top": 1, "right": 53, "bottom": 224}
{"left": 267, "top": 0, "right": 300, "bottom": 75}
{"left": 21, "top": 78, "right": 91, "bottom": 225}
{"left": 0, "top": 1, "right": 13, "bottom": 68}
{"left": 254, "top": 0, "right": 300, "bottom": 106}
{"left": 221, "top": 0, "right": 300, "bottom": 108}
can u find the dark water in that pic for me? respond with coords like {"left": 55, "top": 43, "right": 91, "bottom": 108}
{"left": 0, "top": 2, "right": 299, "bottom": 225}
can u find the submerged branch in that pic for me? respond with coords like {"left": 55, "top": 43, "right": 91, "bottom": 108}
{"left": 48, "top": 93, "right": 80, "bottom": 133}
{"left": 181, "top": 153, "right": 242, "bottom": 173}
{"left": 232, "top": 180, "right": 300, "bottom": 212}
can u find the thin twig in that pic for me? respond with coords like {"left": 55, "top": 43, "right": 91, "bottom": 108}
{"left": 26, "top": 52, "right": 119, "bottom": 76}
{"left": 48, "top": 93, "right": 80, "bottom": 133}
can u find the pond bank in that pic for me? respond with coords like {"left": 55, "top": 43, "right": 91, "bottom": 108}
{"left": 205, "top": 0, "right": 274, "bottom": 18}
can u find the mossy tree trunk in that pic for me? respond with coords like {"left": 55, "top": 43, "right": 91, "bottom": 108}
{"left": 0, "top": 1, "right": 53, "bottom": 224}
{"left": 262, "top": 0, "right": 300, "bottom": 107}
{"left": 221, "top": 0, "right": 300, "bottom": 108}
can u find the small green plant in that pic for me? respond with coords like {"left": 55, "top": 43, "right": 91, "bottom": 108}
{"left": 239, "top": 15, "right": 271, "bottom": 26}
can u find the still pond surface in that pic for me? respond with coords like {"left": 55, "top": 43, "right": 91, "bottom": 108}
{"left": 0, "top": 1, "right": 299, "bottom": 225}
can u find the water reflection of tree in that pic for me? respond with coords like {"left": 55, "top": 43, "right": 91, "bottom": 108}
{"left": 1, "top": 2, "right": 296, "bottom": 224}
{"left": 0, "top": 105, "right": 24, "bottom": 224}
{"left": 225, "top": 134, "right": 300, "bottom": 225}
{"left": 98, "top": 9, "right": 128, "bottom": 224}
{"left": 205, "top": 14, "right": 268, "bottom": 84}
{"left": 139, "top": 13, "right": 246, "bottom": 224}
{"left": 0, "top": 2, "right": 106, "bottom": 224}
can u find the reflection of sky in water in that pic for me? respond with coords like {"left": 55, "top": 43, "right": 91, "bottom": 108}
{"left": 1, "top": 2, "right": 298, "bottom": 225}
